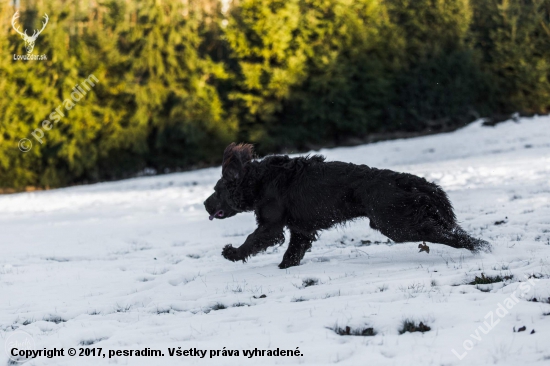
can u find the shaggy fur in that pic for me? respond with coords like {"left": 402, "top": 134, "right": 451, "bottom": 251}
{"left": 204, "top": 143, "right": 491, "bottom": 269}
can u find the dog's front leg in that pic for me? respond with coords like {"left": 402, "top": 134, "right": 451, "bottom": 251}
{"left": 279, "top": 230, "right": 316, "bottom": 269}
{"left": 222, "top": 224, "right": 285, "bottom": 263}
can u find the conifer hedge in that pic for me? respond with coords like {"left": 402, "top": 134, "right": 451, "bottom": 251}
{"left": 0, "top": 0, "right": 548, "bottom": 189}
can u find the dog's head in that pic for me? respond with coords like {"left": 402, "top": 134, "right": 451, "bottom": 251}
{"left": 204, "top": 143, "right": 254, "bottom": 220}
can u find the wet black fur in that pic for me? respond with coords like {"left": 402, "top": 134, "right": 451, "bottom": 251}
{"left": 204, "top": 143, "right": 491, "bottom": 269}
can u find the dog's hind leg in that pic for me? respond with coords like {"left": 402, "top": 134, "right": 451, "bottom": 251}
{"left": 426, "top": 226, "right": 492, "bottom": 253}
{"left": 279, "top": 230, "right": 316, "bottom": 269}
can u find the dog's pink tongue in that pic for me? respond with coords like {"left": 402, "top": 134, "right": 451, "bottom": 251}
{"left": 209, "top": 210, "right": 223, "bottom": 221}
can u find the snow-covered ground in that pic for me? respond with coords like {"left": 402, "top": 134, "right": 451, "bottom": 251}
{"left": 1, "top": 117, "right": 550, "bottom": 365}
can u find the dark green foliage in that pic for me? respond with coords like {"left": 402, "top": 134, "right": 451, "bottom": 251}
{"left": 399, "top": 319, "right": 431, "bottom": 334}
{"left": 232, "top": 302, "right": 248, "bottom": 307}
{"left": 387, "top": 50, "right": 494, "bottom": 132}
{"left": 43, "top": 315, "right": 66, "bottom": 324}
{"left": 469, "top": 272, "right": 513, "bottom": 285}
{"left": 470, "top": 0, "right": 550, "bottom": 114}
{"left": 210, "top": 302, "right": 227, "bottom": 311}
{"left": 332, "top": 325, "right": 377, "bottom": 336}
{"left": 302, "top": 278, "right": 319, "bottom": 287}
{"left": 1, "top": 0, "right": 549, "bottom": 189}
{"left": 0, "top": 0, "right": 234, "bottom": 189}
{"left": 223, "top": 0, "right": 398, "bottom": 151}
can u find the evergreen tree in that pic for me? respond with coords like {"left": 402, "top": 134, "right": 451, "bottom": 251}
{"left": 224, "top": 0, "right": 398, "bottom": 151}
{"left": 279, "top": 0, "right": 399, "bottom": 148}
{"left": 223, "top": 0, "right": 308, "bottom": 150}
{"left": 383, "top": 0, "right": 493, "bottom": 131}
{"left": 470, "top": 0, "right": 550, "bottom": 114}
{"left": 0, "top": 0, "right": 233, "bottom": 188}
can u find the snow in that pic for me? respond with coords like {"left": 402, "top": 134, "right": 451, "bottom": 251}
{"left": 1, "top": 117, "right": 550, "bottom": 365}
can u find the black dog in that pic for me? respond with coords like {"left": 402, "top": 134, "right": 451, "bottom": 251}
{"left": 204, "top": 143, "right": 491, "bottom": 269}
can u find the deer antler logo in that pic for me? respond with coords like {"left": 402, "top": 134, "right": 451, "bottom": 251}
{"left": 12, "top": 11, "right": 49, "bottom": 54}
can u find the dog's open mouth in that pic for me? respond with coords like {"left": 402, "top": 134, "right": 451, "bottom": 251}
{"left": 209, "top": 210, "right": 225, "bottom": 220}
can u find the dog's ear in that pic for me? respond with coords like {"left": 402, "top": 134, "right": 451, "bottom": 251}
{"left": 222, "top": 143, "right": 254, "bottom": 181}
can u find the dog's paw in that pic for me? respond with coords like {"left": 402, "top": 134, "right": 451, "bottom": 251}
{"left": 222, "top": 244, "right": 241, "bottom": 262}
{"left": 278, "top": 256, "right": 301, "bottom": 269}
{"left": 278, "top": 261, "right": 292, "bottom": 269}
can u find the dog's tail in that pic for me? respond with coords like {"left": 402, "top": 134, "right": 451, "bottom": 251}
{"left": 451, "top": 226, "right": 492, "bottom": 253}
